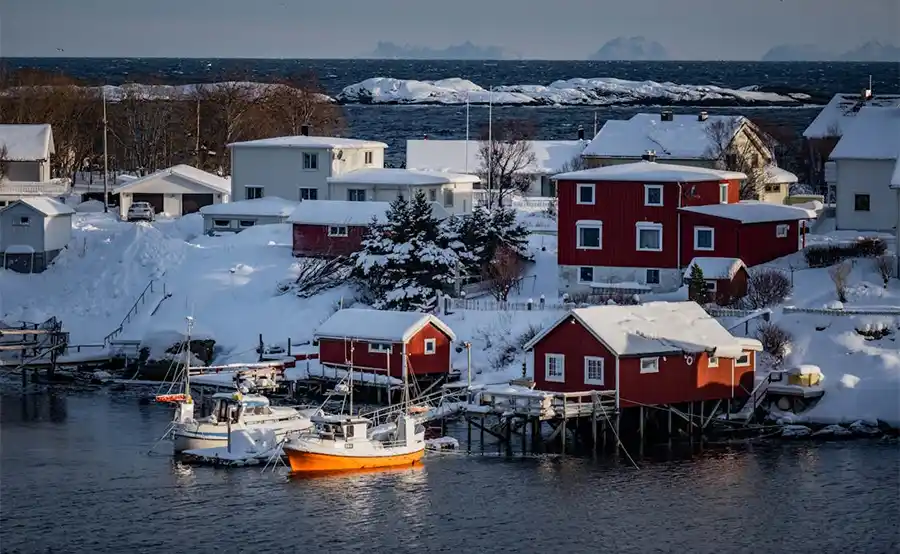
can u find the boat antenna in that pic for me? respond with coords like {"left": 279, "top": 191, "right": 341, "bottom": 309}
{"left": 184, "top": 316, "right": 194, "bottom": 396}
{"left": 348, "top": 339, "right": 354, "bottom": 416}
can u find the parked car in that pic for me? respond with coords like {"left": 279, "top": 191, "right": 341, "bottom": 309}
{"left": 127, "top": 202, "right": 155, "bottom": 222}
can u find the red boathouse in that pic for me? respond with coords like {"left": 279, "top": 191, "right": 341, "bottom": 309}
{"left": 289, "top": 200, "right": 392, "bottom": 257}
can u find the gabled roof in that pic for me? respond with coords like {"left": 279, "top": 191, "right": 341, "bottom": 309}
{"left": 1, "top": 197, "right": 74, "bottom": 217}
{"left": 828, "top": 107, "right": 900, "bottom": 160}
{"left": 683, "top": 258, "right": 747, "bottom": 280}
{"left": 522, "top": 301, "right": 761, "bottom": 358}
{"left": 553, "top": 161, "right": 746, "bottom": 182}
{"left": 199, "top": 197, "right": 298, "bottom": 218}
{"left": 680, "top": 200, "right": 817, "bottom": 223}
{"left": 0, "top": 124, "right": 55, "bottom": 161}
{"left": 406, "top": 139, "right": 588, "bottom": 175}
{"left": 763, "top": 165, "right": 799, "bottom": 184}
{"left": 327, "top": 168, "right": 479, "bottom": 186}
{"left": 314, "top": 308, "right": 456, "bottom": 343}
{"left": 803, "top": 93, "right": 900, "bottom": 139}
{"left": 112, "top": 165, "right": 230, "bottom": 195}
{"left": 228, "top": 136, "right": 387, "bottom": 150}
{"left": 582, "top": 113, "right": 746, "bottom": 160}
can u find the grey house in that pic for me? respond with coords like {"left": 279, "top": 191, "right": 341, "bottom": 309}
{"left": 0, "top": 124, "right": 55, "bottom": 182}
{"left": 0, "top": 197, "right": 74, "bottom": 273}
{"left": 199, "top": 197, "right": 299, "bottom": 234}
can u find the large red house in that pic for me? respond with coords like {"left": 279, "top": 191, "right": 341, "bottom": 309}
{"left": 522, "top": 301, "right": 763, "bottom": 408}
{"left": 313, "top": 308, "right": 456, "bottom": 379}
{"left": 552, "top": 160, "right": 816, "bottom": 293}
{"left": 289, "top": 200, "right": 392, "bottom": 257}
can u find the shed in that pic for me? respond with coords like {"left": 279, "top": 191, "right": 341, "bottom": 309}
{"left": 683, "top": 257, "right": 749, "bottom": 305}
{"left": 199, "top": 197, "right": 299, "bottom": 234}
{"left": 0, "top": 124, "right": 55, "bottom": 181}
{"left": 0, "top": 197, "right": 74, "bottom": 273}
{"left": 112, "top": 164, "right": 230, "bottom": 219}
{"left": 288, "top": 200, "right": 392, "bottom": 257}
{"left": 522, "top": 301, "right": 762, "bottom": 407}
{"left": 314, "top": 308, "right": 457, "bottom": 379}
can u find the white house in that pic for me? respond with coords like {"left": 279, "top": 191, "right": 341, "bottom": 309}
{"left": 827, "top": 106, "right": 900, "bottom": 234}
{"left": 0, "top": 124, "right": 55, "bottom": 182}
{"left": 0, "top": 197, "right": 74, "bottom": 273}
{"left": 112, "top": 164, "right": 230, "bottom": 219}
{"left": 200, "top": 197, "right": 299, "bottom": 234}
{"left": 228, "top": 135, "right": 388, "bottom": 202}
{"left": 405, "top": 139, "right": 587, "bottom": 197}
{"left": 326, "top": 168, "right": 478, "bottom": 215}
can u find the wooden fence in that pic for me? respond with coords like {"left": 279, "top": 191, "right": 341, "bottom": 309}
{"left": 783, "top": 306, "right": 900, "bottom": 316}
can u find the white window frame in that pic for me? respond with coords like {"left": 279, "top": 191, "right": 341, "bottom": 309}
{"left": 576, "top": 220, "right": 603, "bottom": 250}
{"left": 576, "top": 183, "right": 595, "bottom": 205}
{"left": 775, "top": 224, "right": 789, "bottom": 238}
{"left": 244, "top": 186, "right": 264, "bottom": 200}
{"left": 424, "top": 338, "right": 437, "bottom": 355}
{"left": 545, "top": 353, "right": 565, "bottom": 383}
{"left": 584, "top": 356, "right": 605, "bottom": 386}
{"left": 364, "top": 151, "right": 373, "bottom": 165}
{"left": 694, "top": 226, "right": 715, "bottom": 251}
{"left": 639, "top": 357, "right": 660, "bottom": 374}
{"left": 327, "top": 225, "right": 349, "bottom": 237}
{"left": 368, "top": 342, "right": 392, "bottom": 354}
{"left": 735, "top": 351, "right": 751, "bottom": 367}
{"left": 578, "top": 266, "right": 594, "bottom": 284}
{"left": 705, "top": 280, "right": 718, "bottom": 293}
{"left": 645, "top": 269, "right": 660, "bottom": 285}
{"left": 239, "top": 220, "right": 255, "bottom": 228}
{"left": 635, "top": 222, "right": 663, "bottom": 252}
{"left": 643, "top": 184, "right": 663, "bottom": 207}
{"left": 348, "top": 189, "right": 366, "bottom": 202}
{"left": 302, "top": 152, "right": 318, "bottom": 170}
{"left": 719, "top": 183, "right": 729, "bottom": 204}
{"left": 428, "top": 188, "right": 437, "bottom": 202}
{"left": 707, "top": 355, "right": 719, "bottom": 368}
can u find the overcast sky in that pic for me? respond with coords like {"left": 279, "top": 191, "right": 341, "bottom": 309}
{"left": 1, "top": 0, "right": 897, "bottom": 59}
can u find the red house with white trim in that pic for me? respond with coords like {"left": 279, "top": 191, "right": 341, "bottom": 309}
{"left": 552, "top": 160, "right": 816, "bottom": 293}
{"left": 289, "top": 200, "right": 392, "bottom": 257}
{"left": 314, "top": 308, "right": 456, "bottom": 379}
{"left": 522, "top": 301, "right": 763, "bottom": 408}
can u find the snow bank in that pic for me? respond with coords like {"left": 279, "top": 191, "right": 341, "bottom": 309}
{"left": 337, "top": 76, "right": 807, "bottom": 106}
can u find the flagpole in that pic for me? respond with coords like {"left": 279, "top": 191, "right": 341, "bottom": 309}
{"left": 465, "top": 92, "right": 470, "bottom": 174}
{"left": 488, "top": 86, "right": 493, "bottom": 204}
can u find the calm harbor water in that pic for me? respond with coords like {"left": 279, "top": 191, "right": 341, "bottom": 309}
{"left": 1, "top": 388, "right": 898, "bottom": 553}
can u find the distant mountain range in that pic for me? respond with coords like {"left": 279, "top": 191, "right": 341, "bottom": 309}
{"left": 762, "top": 41, "right": 900, "bottom": 62}
{"left": 589, "top": 37, "right": 669, "bottom": 61}
{"left": 365, "top": 41, "right": 508, "bottom": 60}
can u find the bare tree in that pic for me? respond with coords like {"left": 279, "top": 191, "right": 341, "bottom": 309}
{"left": 477, "top": 119, "right": 537, "bottom": 209}
{"left": 0, "top": 144, "right": 8, "bottom": 181}
{"left": 557, "top": 154, "right": 585, "bottom": 174}
{"left": 756, "top": 322, "right": 792, "bottom": 364}
{"left": 874, "top": 255, "right": 896, "bottom": 287}
{"left": 745, "top": 268, "right": 792, "bottom": 309}
{"left": 704, "top": 118, "right": 769, "bottom": 200}
{"left": 260, "top": 74, "right": 345, "bottom": 137}
{"left": 828, "top": 261, "right": 852, "bottom": 302}
{"left": 482, "top": 246, "right": 524, "bottom": 301}
{"left": 276, "top": 255, "right": 349, "bottom": 298}
{"left": 110, "top": 89, "right": 177, "bottom": 175}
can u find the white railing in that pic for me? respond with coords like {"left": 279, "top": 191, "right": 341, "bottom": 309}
{"left": 511, "top": 196, "right": 554, "bottom": 211}
{"left": 0, "top": 182, "right": 70, "bottom": 196}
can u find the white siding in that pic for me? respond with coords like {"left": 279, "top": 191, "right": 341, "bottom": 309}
{"left": 43, "top": 213, "right": 73, "bottom": 251}
{"left": 202, "top": 213, "right": 288, "bottom": 234}
{"left": 834, "top": 159, "right": 897, "bottom": 232}
{"left": 118, "top": 173, "right": 227, "bottom": 218}
{"left": 327, "top": 180, "right": 473, "bottom": 215}
{"left": 0, "top": 203, "right": 44, "bottom": 252}
{"left": 559, "top": 264, "right": 682, "bottom": 294}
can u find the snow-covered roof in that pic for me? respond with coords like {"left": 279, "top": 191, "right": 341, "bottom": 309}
{"left": 112, "top": 164, "right": 230, "bottom": 195}
{"left": 1, "top": 196, "right": 75, "bottom": 217}
{"left": 764, "top": 165, "right": 798, "bottom": 184}
{"left": 828, "top": 107, "right": 900, "bottom": 160}
{"left": 802, "top": 93, "right": 900, "bottom": 139}
{"left": 200, "top": 197, "right": 298, "bottom": 217}
{"left": 228, "top": 136, "right": 387, "bottom": 150}
{"left": 287, "top": 200, "right": 392, "bottom": 226}
{"left": 327, "top": 168, "right": 480, "bottom": 186}
{"left": 680, "top": 200, "right": 817, "bottom": 223}
{"left": 683, "top": 258, "right": 747, "bottom": 280}
{"left": 314, "top": 308, "right": 456, "bottom": 342}
{"left": 522, "top": 301, "right": 761, "bottom": 358}
{"left": 0, "top": 124, "right": 54, "bottom": 161}
{"left": 553, "top": 161, "right": 746, "bottom": 182}
{"left": 405, "top": 139, "right": 588, "bottom": 175}
{"left": 582, "top": 113, "right": 746, "bottom": 159}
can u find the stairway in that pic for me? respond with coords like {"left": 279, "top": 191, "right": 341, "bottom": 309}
{"left": 102, "top": 273, "right": 171, "bottom": 352}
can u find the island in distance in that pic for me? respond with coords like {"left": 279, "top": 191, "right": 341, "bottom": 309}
{"left": 588, "top": 36, "right": 669, "bottom": 61}
{"left": 365, "top": 41, "right": 508, "bottom": 60}
{"left": 762, "top": 40, "right": 900, "bottom": 62}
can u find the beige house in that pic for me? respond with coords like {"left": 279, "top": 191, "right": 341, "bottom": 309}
{"left": 0, "top": 124, "right": 55, "bottom": 182}
{"left": 112, "top": 164, "right": 230, "bottom": 219}
{"left": 326, "top": 168, "right": 479, "bottom": 215}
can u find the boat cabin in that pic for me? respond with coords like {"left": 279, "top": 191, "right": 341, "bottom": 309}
{"left": 311, "top": 414, "right": 370, "bottom": 441}
{"left": 208, "top": 392, "right": 273, "bottom": 422}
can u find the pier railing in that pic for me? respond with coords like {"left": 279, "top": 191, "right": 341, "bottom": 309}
{"left": 103, "top": 273, "right": 167, "bottom": 346}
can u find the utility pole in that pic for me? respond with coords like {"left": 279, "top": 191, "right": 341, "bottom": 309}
{"left": 102, "top": 86, "right": 109, "bottom": 213}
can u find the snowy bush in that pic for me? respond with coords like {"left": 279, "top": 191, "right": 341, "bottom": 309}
{"left": 828, "top": 261, "right": 852, "bottom": 302}
{"left": 755, "top": 322, "right": 792, "bottom": 363}
{"left": 277, "top": 256, "right": 350, "bottom": 298}
{"left": 804, "top": 237, "right": 888, "bottom": 267}
{"left": 873, "top": 255, "right": 896, "bottom": 287}
{"left": 482, "top": 246, "right": 525, "bottom": 301}
{"left": 744, "top": 269, "right": 792, "bottom": 309}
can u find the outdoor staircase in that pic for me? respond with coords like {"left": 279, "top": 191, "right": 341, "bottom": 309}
{"left": 723, "top": 374, "right": 773, "bottom": 424}
{"left": 103, "top": 272, "right": 171, "bottom": 353}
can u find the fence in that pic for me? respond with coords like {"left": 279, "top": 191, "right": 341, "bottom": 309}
{"left": 103, "top": 274, "right": 167, "bottom": 345}
{"left": 782, "top": 305, "right": 900, "bottom": 316}
{"left": 447, "top": 297, "right": 570, "bottom": 312}
{"left": 511, "top": 197, "right": 554, "bottom": 211}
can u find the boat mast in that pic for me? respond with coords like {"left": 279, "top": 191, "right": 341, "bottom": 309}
{"left": 184, "top": 316, "right": 193, "bottom": 396}
{"left": 348, "top": 341, "right": 354, "bottom": 416}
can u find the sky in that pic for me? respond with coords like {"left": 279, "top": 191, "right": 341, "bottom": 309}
{"left": 0, "top": 0, "right": 897, "bottom": 60}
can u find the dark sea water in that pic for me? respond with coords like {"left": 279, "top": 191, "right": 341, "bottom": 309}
{"left": 1, "top": 389, "right": 899, "bottom": 553}
{"left": 5, "top": 58, "right": 900, "bottom": 166}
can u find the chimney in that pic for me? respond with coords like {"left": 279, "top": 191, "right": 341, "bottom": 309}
{"left": 698, "top": 111, "right": 708, "bottom": 122}
{"left": 661, "top": 110, "right": 674, "bottom": 122}
{"left": 300, "top": 124, "right": 310, "bottom": 136}
{"left": 641, "top": 150, "right": 657, "bottom": 162}
{"left": 577, "top": 125, "right": 585, "bottom": 140}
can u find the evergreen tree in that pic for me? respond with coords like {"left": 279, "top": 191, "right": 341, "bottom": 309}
{"left": 351, "top": 215, "right": 392, "bottom": 304}
{"left": 688, "top": 263, "right": 708, "bottom": 303}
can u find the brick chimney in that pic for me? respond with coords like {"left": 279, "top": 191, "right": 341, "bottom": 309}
{"left": 641, "top": 150, "right": 657, "bottom": 162}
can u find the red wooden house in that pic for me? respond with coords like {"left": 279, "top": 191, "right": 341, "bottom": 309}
{"left": 522, "top": 301, "right": 763, "bottom": 409}
{"left": 288, "top": 200, "right": 392, "bottom": 257}
{"left": 313, "top": 308, "right": 456, "bottom": 379}
{"left": 682, "top": 257, "right": 749, "bottom": 305}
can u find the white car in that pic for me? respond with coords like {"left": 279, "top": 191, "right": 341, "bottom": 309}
{"left": 127, "top": 201, "right": 155, "bottom": 222}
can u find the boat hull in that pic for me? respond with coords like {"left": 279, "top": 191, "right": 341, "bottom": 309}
{"left": 284, "top": 448, "right": 424, "bottom": 472}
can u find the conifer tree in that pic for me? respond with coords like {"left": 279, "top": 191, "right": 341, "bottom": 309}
{"left": 688, "top": 263, "right": 708, "bottom": 303}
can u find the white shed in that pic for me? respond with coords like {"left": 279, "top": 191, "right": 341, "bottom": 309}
{"left": 112, "top": 164, "right": 230, "bottom": 220}
{"left": 326, "top": 168, "right": 478, "bottom": 215}
{"left": 200, "top": 197, "right": 299, "bottom": 234}
{"left": 0, "top": 197, "right": 74, "bottom": 273}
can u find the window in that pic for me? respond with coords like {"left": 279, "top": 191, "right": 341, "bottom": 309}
{"left": 645, "top": 269, "right": 660, "bottom": 285}
{"left": 707, "top": 355, "right": 719, "bottom": 368}
{"left": 364, "top": 151, "right": 373, "bottom": 164}
{"left": 299, "top": 188, "right": 318, "bottom": 200}
{"left": 576, "top": 221, "right": 602, "bottom": 249}
{"left": 424, "top": 338, "right": 436, "bottom": 355}
{"left": 854, "top": 194, "right": 870, "bottom": 212}
{"left": 443, "top": 188, "right": 454, "bottom": 207}
{"left": 704, "top": 280, "right": 718, "bottom": 292}
{"left": 719, "top": 183, "right": 729, "bottom": 204}
{"left": 245, "top": 186, "right": 263, "bottom": 200}
{"left": 239, "top": 220, "right": 255, "bottom": 228}
{"left": 328, "top": 225, "right": 348, "bottom": 237}
{"left": 348, "top": 189, "right": 366, "bottom": 202}
{"left": 764, "top": 184, "right": 781, "bottom": 193}
{"left": 694, "top": 227, "right": 715, "bottom": 251}
{"left": 545, "top": 354, "right": 565, "bottom": 382}
{"left": 15, "top": 216, "right": 31, "bottom": 226}
{"left": 578, "top": 266, "right": 594, "bottom": 284}
{"left": 369, "top": 342, "right": 392, "bottom": 354}
{"left": 735, "top": 352, "right": 751, "bottom": 366}
{"left": 213, "top": 219, "right": 230, "bottom": 227}
{"left": 636, "top": 222, "right": 662, "bottom": 252}
{"left": 577, "top": 183, "right": 595, "bottom": 205}
{"left": 429, "top": 189, "right": 437, "bottom": 202}
{"left": 640, "top": 357, "right": 660, "bottom": 374}
{"left": 775, "top": 224, "right": 789, "bottom": 238}
{"left": 302, "top": 152, "right": 318, "bottom": 170}
{"left": 644, "top": 184, "right": 663, "bottom": 206}
{"left": 584, "top": 357, "right": 605, "bottom": 385}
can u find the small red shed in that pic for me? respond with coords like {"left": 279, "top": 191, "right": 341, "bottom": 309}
{"left": 288, "top": 200, "right": 392, "bottom": 257}
{"left": 522, "top": 301, "right": 762, "bottom": 408}
{"left": 314, "top": 308, "right": 456, "bottom": 379}
{"left": 683, "top": 257, "right": 749, "bottom": 305}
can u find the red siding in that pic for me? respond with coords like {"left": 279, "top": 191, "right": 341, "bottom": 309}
{"left": 679, "top": 212, "right": 740, "bottom": 265}
{"left": 292, "top": 223, "right": 368, "bottom": 257}
{"left": 531, "top": 315, "right": 616, "bottom": 393}
{"left": 317, "top": 323, "right": 452, "bottom": 377}
{"left": 680, "top": 215, "right": 801, "bottom": 268}
{"left": 405, "top": 323, "right": 453, "bottom": 375}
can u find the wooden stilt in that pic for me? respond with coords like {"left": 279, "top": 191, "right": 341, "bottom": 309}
{"left": 667, "top": 406, "right": 673, "bottom": 446}
{"left": 689, "top": 402, "right": 694, "bottom": 443}
{"left": 467, "top": 418, "right": 472, "bottom": 452}
{"left": 480, "top": 415, "right": 485, "bottom": 452}
{"left": 592, "top": 409, "right": 598, "bottom": 453}
{"left": 615, "top": 415, "right": 621, "bottom": 454}
{"left": 561, "top": 416, "right": 567, "bottom": 454}
{"left": 521, "top": 419, "right": 527, "bottom": 455}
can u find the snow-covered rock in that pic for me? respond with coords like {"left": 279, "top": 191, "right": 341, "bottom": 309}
{"left": 811, "top": 424, "right": 853, "bottom": 438}
{"left": 848, "top": 420, "right": 882, "bottom": 437}
{"left": 781, "top": 425, "right": 812, "bottom": 438}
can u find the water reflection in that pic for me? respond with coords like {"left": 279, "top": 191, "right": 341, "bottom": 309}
{"left": 2, "top": 391, "right": 68, "bottom": 424}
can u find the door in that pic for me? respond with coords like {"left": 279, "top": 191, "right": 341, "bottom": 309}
{"left": 182, "top": 193, "right": 214, "bottom": 214}
{"left": 132, "top": 193, "right": 164, "bottom": 214}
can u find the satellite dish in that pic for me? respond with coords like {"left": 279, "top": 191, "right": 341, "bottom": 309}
{"left": 335, "top": 150, "right": 344, "bottom": 160}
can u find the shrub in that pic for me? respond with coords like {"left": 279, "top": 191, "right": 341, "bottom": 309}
{"left": 828, "top": 260, "right": 852, "bottom": 302}
{"left": 744, "top": 269, "right": 792, "bottom": 309}
{"left": 756, "top": 322, "right": 792, "bottom": 363}
{"left": 804, "top": 237, "right": 888, "bottom": 268}
{"left": 874, "top": 255, "right": 896, "bottom": 287}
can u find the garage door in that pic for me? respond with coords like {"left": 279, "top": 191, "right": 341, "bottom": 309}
{"left": 182, "top": 194, "right": 214, "bottom": 215}
{"left": 132, "top": 193, "right": 164, "bottom": 214}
